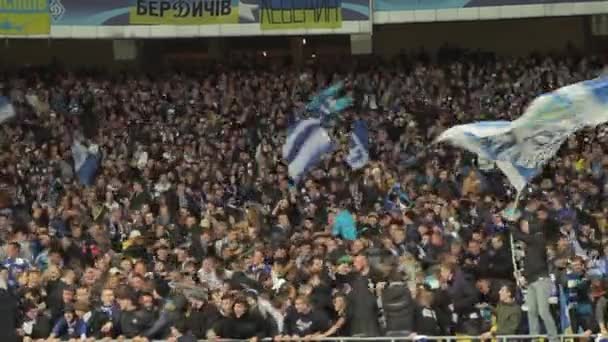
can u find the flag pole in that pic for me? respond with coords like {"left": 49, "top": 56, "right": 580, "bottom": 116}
{"left": 506, "top": 189, "right": 523, "bottom": 287}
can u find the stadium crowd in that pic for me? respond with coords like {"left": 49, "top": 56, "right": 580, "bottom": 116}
{"left": 0, "top": 48, "right": 607, "bottom": 342}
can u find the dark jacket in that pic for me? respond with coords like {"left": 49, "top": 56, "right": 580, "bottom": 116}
{"left": 24, "top": 313, "right": 52, "bottom": 339}
{"left": 283, "top": 308, "right": 331, "bottom": 337}
{"left": 480, "top": 245, "right": 514, "bottom": 280}
{"left": 87, "top": 305, "right": 121, "bottom": 338}
{"left": 382, "top": 282, "right": 415, "bottom": 333}
{"left": 186, "top": 304, "right": 221, "bottom": 339}
{"left": 510, "top": 223, "right": 549, "bottom": 283}
{"left": 215, "top": 312, "right": 268, "bottom": 339}
{"left": 117, "top": 309, "right": 154, "bottom": 338}
{"left": 0, "top": 288, "right": 19, "bottom": 342}
{"left": 413, "top": 304, "right": 442, "bottom": 336}
{"left": 347, "top": 275, "right": 381, "bottom": 336}
{"left": 447, "top": 269, "right": 480, "bottom": 317}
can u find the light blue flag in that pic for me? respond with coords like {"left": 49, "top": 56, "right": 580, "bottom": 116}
{"left": 437, "top": 76, "right": 608, "bottom": 192}
{"left": 306, "top": 82, "right": 353, "bottom": 119}
{"left": 71, "top": 141, "right": 101, "bottom": 186}
{"left": 346, "top": 120, "right": 369, "bottom": 170}
{"left": 306, "top": 82, "right": 343, "bottom": 112}
{"left": 282, "top": 118, "right": 333, "bottom": 182}
{"left": 0, "top": 96, "right": 16, "bottom": 124}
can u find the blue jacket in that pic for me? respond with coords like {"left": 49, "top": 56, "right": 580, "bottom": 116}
{"left": 332, "top": 210, "right": 357, "bottom": 241}
{"left": 52, "top": 318, "right": 87, "bottom": 340}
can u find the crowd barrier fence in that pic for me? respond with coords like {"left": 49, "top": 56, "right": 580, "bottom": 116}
{"left": 161, "top": 335, "right": 598, "bottom": 342}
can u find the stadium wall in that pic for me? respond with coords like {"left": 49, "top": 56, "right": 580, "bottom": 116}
{"left": 374, "top": 16, "right": 589, "bottom": 56}
{"left": 0, "top": 16, "right": 597, "bottom": 67}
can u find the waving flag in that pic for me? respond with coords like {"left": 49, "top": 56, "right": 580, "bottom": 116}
{"left": 0, "top": 96, "right": 15, "bottom": 124}
{"left": 71, "top": 140, "right": 101, "bottom": 186}
{"left": 306, "top": 82, "right": 353, "bottom": 119}
{"left": 283, "top": 118, "right": 333, "bottom": 182}
{"left": 346, "top": 120, "right": 369, "bottom": 170}
{"left": 437, "top": 77, "right": 608, "bottom": 192}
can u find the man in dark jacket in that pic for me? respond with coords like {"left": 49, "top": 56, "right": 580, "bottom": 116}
{"left": 380, "top": 270, "right": 415, "bottom": 335}
{"left": 185, "top": 291, "right": 221, "bottom": 339}
{"left": 347, "top": 273, "right": 381, "bottom": 337}
{"left": 509, "top": 218, "right": 558, "bottom": 339}
{"left": 479, "top": 235, "right": 513, "bottom": 280}
{"left": 87, "top": 288, "right": 121, "bottom": 339}
{"left": 439, "top": 262, "right": 482, "bottom": 335}
{"left": 281, "top": 296, "right": 331, "bottom": 339}
{"left": 116, "top": 288, "right": 152, "bottom": 338}
{"left": 0, "top": 266, "right": 18, "bottom": 342}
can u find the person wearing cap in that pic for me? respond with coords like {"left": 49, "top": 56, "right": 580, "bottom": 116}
{"left": 49, "top": 303, "right": 88, "bottom": 341}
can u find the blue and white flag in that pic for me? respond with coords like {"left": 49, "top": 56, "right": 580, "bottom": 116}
{"left": 0, "top": 96, "right": 16, "bottom": 124}
{"left": 283, "top": 118, "right": 333, "bottom": 182}
{"left": 306, "top": 82, "right": 353, "bottom": 119}
{"left": 346, "top": 120, "right": 369, "bottom": 170}
{"left": 437, "top": 76, "right": 608, "bottom": 192}
{"left": 71, "top": 140, "right": 101, "bottom": 186}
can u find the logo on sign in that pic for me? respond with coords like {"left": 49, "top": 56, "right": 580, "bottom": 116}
{"left": 49, "top": 0, "right": 65, "bottom": 22}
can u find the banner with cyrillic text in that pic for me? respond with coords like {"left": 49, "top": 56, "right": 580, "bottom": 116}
{"left": 260, "top": 0, "right": 342, "bottom": 29}
{"left": 129, "top": 0, "right": 239, "bottom": 24}
{"left": 0, "top": 0, "right": 50, "bottom": 35}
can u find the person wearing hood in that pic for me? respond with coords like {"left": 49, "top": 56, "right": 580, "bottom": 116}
{"left": 185, "top": 290, "right": 221, "bottom": 340}
{"left": 380, "top": 269, "right": 415, "bottom": 336}
{"left": 509, "top": 218, "right": 558, "bottom": 340}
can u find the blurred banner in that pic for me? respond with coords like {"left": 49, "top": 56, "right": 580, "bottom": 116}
{"left": 260, "top": 0, "right": 342, "bottom": 30}
{"left": 0, "top": 0, "right": 50, "bottom": 34}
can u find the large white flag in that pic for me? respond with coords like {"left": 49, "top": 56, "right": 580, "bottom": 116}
{"left": 437, "top": 77, "right": 608, "bottom": 192}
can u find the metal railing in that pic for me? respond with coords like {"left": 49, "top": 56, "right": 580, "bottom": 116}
{"left": 185, "top": 335, "right": 598, "bottom": 342}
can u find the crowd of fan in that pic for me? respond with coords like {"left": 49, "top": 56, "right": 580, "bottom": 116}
{"left": 0, "top": 48, "right": 607, "bottom": 342}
